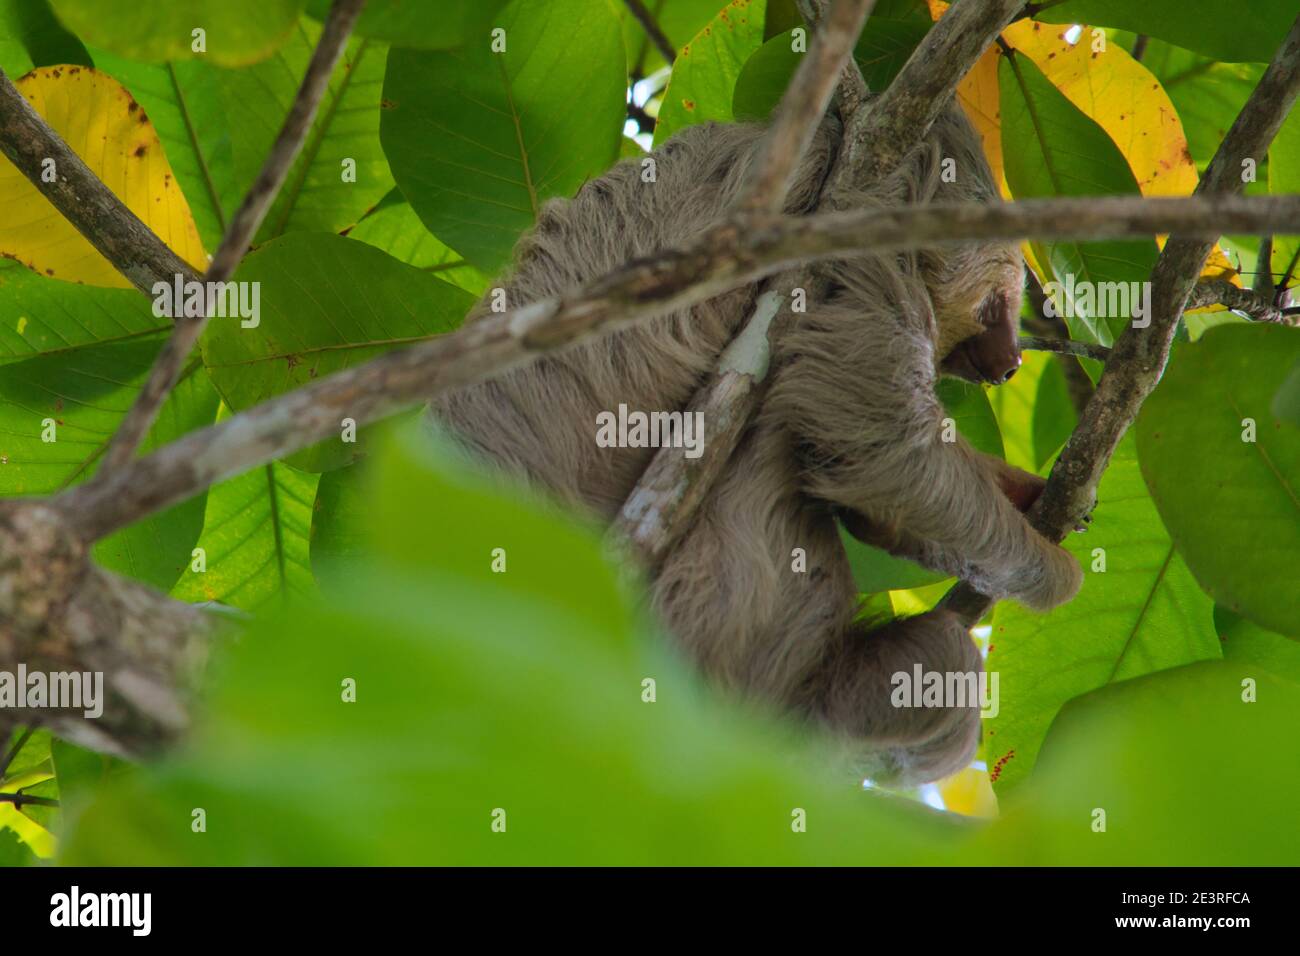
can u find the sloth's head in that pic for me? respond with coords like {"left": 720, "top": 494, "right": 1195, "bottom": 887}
{"left": 927, "top": 240, "right": 1025, "bottom": 386}
{"left": 862, "top": 103, "right": 1026, "bottom": 385}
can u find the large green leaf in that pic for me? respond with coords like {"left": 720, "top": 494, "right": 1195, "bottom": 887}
{"left": 219, "top": 19, "right": 392, "bottom": 242}
{"left": 999, "top": 52, "right": 1160, "bottom": 347}
{"left": 200, "top": 233, "right": 475, "bottom": 472}
{"left": 654, "top": 0, "right": 766, "bottom": 145}
{"left": 306, "top": 0, "right": 511, "bottom": 50}
{"left": 91, "top": 51, "right": 235, "bottom": 251}
{"left": 1136, "top": 323, "right": 1300, "bottom": 638}
{"left": 984, "top": 435, "right": 1220, "bottom": 792}
{"left": 346, "top": 195, "right": 489, "bottom": 297}
{"left": 1039, "top": 0, "right": 1297, "bottom": 64}
{"left": 171, "top": 454, "right": 318, "bottom": 610}
{"left": 60, "top": 428, "right": 969, "bottom": 865}
{"left": 48, "top": 0, "right": 304, "bottom": 67}
{"left": 0, "top": 267, "right": 167, "bottom": 363}
{"left": 0, "top": 336, "right": 218, "bottom": 589}
{"left": 381, "top": 0, "right": 625, "bottom": 275}
{"left": 981, "top": 661, "right": 1300, "bottom": 864}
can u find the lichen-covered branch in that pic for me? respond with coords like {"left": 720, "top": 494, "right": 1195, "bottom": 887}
{"left": 55, "top": 192, "right": 1300, "bottom": 543}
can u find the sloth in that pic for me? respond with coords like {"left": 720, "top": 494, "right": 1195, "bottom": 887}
{"left": 431, "top": 106, "right": 1083, "bottom": 785}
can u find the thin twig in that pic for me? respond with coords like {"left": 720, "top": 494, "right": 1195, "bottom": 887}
{"left": 53, "top": 192, "right": 1300, "bottom": 543}
{"left": 0, "top": 792, "right": 60, "bottom": 808}
{"left": 1187, "top": 277, "right": 1293, "bottom": 324}
{"left": 1019, "top": 336, "right": 1112, "bottom": 361}
{"left": 940, "top": 13, "right": 1300, "bottom": 625}
{"left": 93, "top": 0, "right": 367, "bottom": 476}
{"left": 623, "top": 0, "right": 677, "bottom": 66}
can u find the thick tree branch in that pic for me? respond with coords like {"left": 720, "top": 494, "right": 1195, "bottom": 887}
{"left": 0, "top": 69, "right": 200, "bottom": 293}
{"left": 95, "top": 0, "right": 367, "bottom": 476}
{"left": 940, "top": 13, "right": 1300, "bottom": 625}
{"left": 53, "top": 192, "right": 1300, "bottom": 543}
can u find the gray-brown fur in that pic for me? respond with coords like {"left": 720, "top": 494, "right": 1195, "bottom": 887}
{"left": 431, "top": 108, "right": 1082, "bottom": 785}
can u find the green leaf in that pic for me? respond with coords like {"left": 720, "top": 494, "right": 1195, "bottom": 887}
{"left": 219, "top": 19, "right": 393, "bottom": 242}
{"left": 1136, "top": 323, "right": 1300, "bottom": 638}
{"left": 200, "top": 233, "right": 475, "bottom": 472}
{"left": 937, "top": 377, "right": 1003, "bottom": 459}
{"left": 381, "top": 0, "right": 626, "bottom": 275}
{"left": 347, "top": 195, "right": 489, "bottom": 297}
{"left": 309, "top": 458, "right": 370, "bottom": 592}
{"left": 90, "top": 51, "right": 235, "bottom": 251}
{"left": 1039, "top": 0, "right": 1297, "bottom": 64}
{"left": 1216, "top": 606, "right": 1300, "bottom": 685}
{"left": 985, "top": 434, "right": 1220, "bottom": 792}
{"left": 306, "top": 0, "right": 511, "bottom": 50}
{"left": 654, "top": 0, "right": 766, "bottom": 145}
{"left": 988, "top": 350, "right": 1076, "bottom": 473}
{"left": 0, "top": 0, "right": 89, "bottom": 70}
{"left": 50, "top": 738, "right": 132, "bottom": 812}
{"left": 171, "top": 455, "right": 318, "bottom": 610}
{"left": 1272, "top": 357, "right": 1300, "bottom": 428}
{"left": 733, "top": 0, "right": 931, "bottom": 123}
{"left": 60, "top": 427, "right": 970, "bottom": 865}
{"left": 0, "top": 339, "right": 218, "bottom": 589}
{"left": 48, "top": 0, "right": 304, "bottom": 67}
{"left": 91, "top": 365, "right": 221, "bottom": 590}
{"left": 999, "top": 52, "right": 1160, "bottom": 346}
{"left": 0, "top": 267, "right": 167, "bottom": 363}
{"left": 981, "top": 661, "right": 1300, "bottom": 865}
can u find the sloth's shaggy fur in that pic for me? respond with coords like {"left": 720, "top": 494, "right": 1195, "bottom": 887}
{"left": 431, "top": 107, "right": 1082, "bottom": 784}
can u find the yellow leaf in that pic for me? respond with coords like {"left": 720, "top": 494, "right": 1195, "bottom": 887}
{"left": 0, "top": 66, "right": 206, "bottom": 287}
{"left": 923, "top": 7, "right": 1237, "bottom": 290}
{"left": 937, "top": 766, "right": 999, "bottom": 818}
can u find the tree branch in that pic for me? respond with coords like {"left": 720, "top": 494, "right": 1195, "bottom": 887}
{"left": 0, "top": 69, "right": 200, "bottom": 293}
{"left": 940, "top": 13, "right": 1300, "bottom": 625}
{"left": 740, "top": 0, "right": 876, "bottom": 213}
{"left": 53, "top": 192, "right": 1300, "bottom": 543}
{"left": 94, "top": 0, "right": 367, "bottom": 477}
{"left": 1187, "top": 277, "right": 1295, "bottom": 324}
{"left": 1018, "top": 336, "right": 1112, "bottom": 361}
{"left": 623, "top": 0, "right": 678, "bottom": 67}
